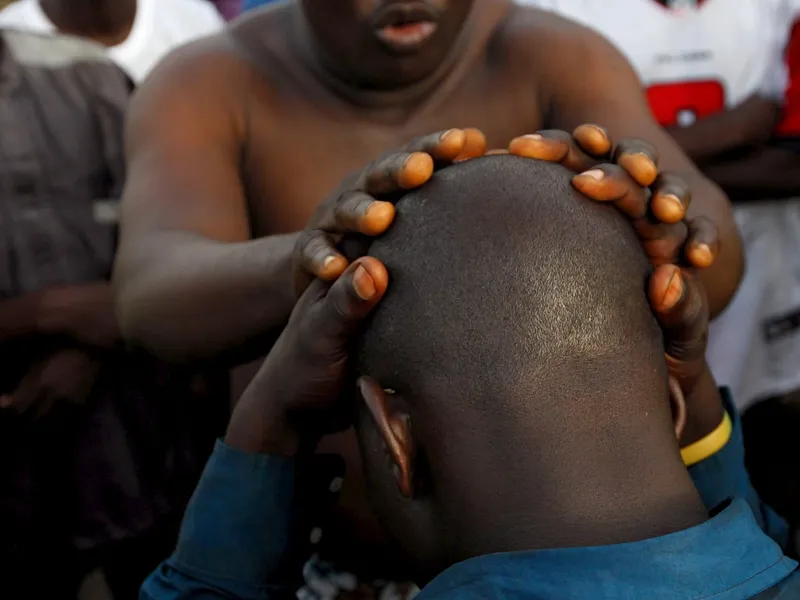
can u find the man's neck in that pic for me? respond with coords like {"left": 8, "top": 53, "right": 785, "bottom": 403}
{"left": 288, "top": 1, "right": 505, "bottom": 121}
{"left": 438, "top": 443, "right": 709, "bottom": 561}
{"left": 39, "top": 0, "right": 137, "bottom": 47}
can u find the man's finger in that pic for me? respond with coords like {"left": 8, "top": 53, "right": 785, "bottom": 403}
{"left": 401, "top": 129, "right": 469, "bottom": 166}
{"left": 685, "top": 217, "right": 719, "bottom": 269}
{"left": 322, "top": 257, "right": 389, "bottom": 333}
{"left": 572, "top": 124, "right": 613, "bottom": 158}
{"left": 648, "top": 266, "right": 708, "bottom": 362}
{"left": 313, "top": 190, "right": 396, "bottom": 237}
{"left": 364, "top": 152, "right": 434, "bottom": 197}
{"left": 295, "top": 229, "right": 349, "bottom": 287}
{"left": 613, "top": 138, "right": 659, "bottom": 187}
{"left": 508, "top": 129, "right": 604, "bottom": 172}
{"left": 650, "top": 172, "right": 691, "bottom": 224}
{"left": 633, "top": 218, "right": 688, "bottom": 266}
{"left": 455, "top": 128, "right": 488, "bottom": 162}
{"left": 572, "top": 164, "right": 649, "bottom": 218}
{"left": 296, "top": 258, "right": 389, "bottom": 351}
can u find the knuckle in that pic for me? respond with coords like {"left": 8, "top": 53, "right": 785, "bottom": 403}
{"left": 296, "top": 230, "right": 325, "bottom": 263}
{"left": 668, "top": 335, "right": 707, "bottom": 362}
{"left": 657, "top": 171, "right": 689, "bottom": 192}
{"left": 333, "top": 191, "right": 360, "bottom": 223}
{"left": 325, "top": 282, "right": 354, "bottom": 323}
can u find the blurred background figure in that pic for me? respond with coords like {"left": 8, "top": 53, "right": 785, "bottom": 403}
{"left": 523, "top": 0, "right": 800, "bottom": 529}
{"left": 0, "top": 0, "right": 224, "bottom": 82}
{"left": 0, "top": 25, "right": 227, "bottom": 600}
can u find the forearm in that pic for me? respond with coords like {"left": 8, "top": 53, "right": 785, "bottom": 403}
{"left": 39, "top": 283, "right": 121, "bottom": 347}
{"left": 141, "top": 441, "right": 299, "bottom": 600}
{"left": 687, "top": 380, "right": 790, "bottom": 548}
{"left": 667, "top": 123, "right": 745, "bottom": 165}
{"left": 0, "top": 283, "right": 119, "bottom": 347}
{"left": 666, "top": 97, "right": 780, "bottom": 164}
{"left": 113, "top": 231, "right": 299, "bottom": 366}
{"left": 702, "top": 146, "right": 800, "bottom": 202}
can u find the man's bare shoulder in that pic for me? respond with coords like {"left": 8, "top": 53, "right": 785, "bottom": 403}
{"left": 496, "top": 4, "right": 611, "bottom": 67}
{"left": 139, "top": 3, "right": 295, "bottom": 105}
{"left": 490, "top": 2, "right": 631, "bottom": 113}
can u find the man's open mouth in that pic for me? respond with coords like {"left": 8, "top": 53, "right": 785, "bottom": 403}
{"left": 372, "top": 3, "right": 440, "bottom": 52}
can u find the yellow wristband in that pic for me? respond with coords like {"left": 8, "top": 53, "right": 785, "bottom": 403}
{"left": 681, "top": 412, "right": 732, "bottom": 467}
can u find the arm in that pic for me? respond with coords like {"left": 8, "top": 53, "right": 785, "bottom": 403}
{"left": 539, "top": 20, "right": 743, "bottom": 318}
{"left": 666, "top": 95, "right": 781, "bottom": 165}
{"left": 0, "top": 283, "right": 120, "bottom": 350}
{"left": 699, "top": 12, "right": 800, "bottom": 201}
{"left": 113, "top": 42, "right": 298, "bottom": 366}
{"left": 142, "top": 259, "right": 388, "bottom": 599}
{"left": 701, "top": 143, "right": 800, "bottom": 202}
{"left": 686, "top": 370, "right": 790, "bottom": 549}
{"left": 645, "top": 264, "right": 790, "bottom": 548}
{"left": 140, "top": 442, "right": 299, "bottom": 600}
{"left": 113, "top": 43, "right": 474, "bottom": 368}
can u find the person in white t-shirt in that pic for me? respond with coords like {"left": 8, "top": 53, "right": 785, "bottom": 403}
{"left": 0, "top": 0, "right": 224, "bottom": 82}
{"left": 520, "top": 0, "right": 791, "bottom": 409}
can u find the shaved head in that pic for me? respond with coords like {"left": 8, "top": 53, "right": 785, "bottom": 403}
{"left": 360, "top": 155, "right": 664, "bottom": 412}
{"left": 354, "top": 156, "right": 699, "bottom": 576}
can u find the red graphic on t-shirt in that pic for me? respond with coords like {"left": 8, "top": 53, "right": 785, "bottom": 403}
{"left": 777, "top": 20, "right": 800, "bottom": 137}
{"left": 646, "top": 80, "right": 726, "bottom": 127}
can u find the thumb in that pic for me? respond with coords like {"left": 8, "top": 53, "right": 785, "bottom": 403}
{"left": 648, "top": 265, "right": 708, "bottom": 364}
{"left": 296, "top": 257, "right": 389, "bottom": 355}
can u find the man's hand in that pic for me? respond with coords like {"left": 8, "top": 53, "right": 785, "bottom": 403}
{"left": 509, "top": 125, "right": 726, "bottom": 445}
{"left": 293, "top": 129, "right": 486, "bottom": 296}
{"left": 507, "top": 125, "right": 719, "bottom": 271}
{"left": 0, "top": 348, "right": 102, "bottom": 419}
{"left": 648, "top": 265, "right": 724, "bottom": 447}
{"left": 0, "top": 284, "right": 120, "bottom": 350}
{"left": 226, "top": 258, "right": 389, "bottom": 456}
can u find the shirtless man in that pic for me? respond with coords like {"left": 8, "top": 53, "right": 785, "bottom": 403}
{"left": 114, "top": 0, "right": 741, "bottom": 587}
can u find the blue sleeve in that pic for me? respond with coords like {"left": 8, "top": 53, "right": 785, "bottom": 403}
{"left": 689, "top": 388, "right": 790, "bottom": 550}
{"left": 140, "top": 441, "right": 298, "bottom": 600}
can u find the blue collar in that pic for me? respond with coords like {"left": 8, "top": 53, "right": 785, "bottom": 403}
{"left": 421, "top": 499, "right": 797, "bottom": 599}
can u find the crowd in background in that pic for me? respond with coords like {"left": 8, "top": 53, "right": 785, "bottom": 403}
{"left": 2, "top": 0, "right": 800, "bottom": 599}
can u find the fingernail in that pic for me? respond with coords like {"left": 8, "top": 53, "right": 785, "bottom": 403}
{"left": 323, "top": 255, "right": 337, "bottom": 269}
{"left": 661, "top": 269, "right": 683, "bottom": 310}
{"left": 522, "top": 133, "right": 543, "bottom": 140}
{"left": 353, "top": 265, "right": 376, "bottom": 299}
{"left": 618, "top": 152, "right": 658, "bottom": 186}
{"left": 579, "top": 169, "right": 605, "bottom": 181}
{"left": 399, "top": 153, "right": 433, "bottom": 188}
{"left": 661, "top": 194, "right": 683, "bottom": 219}
{"left": 588, "top": 124, "right": 608, "bottom": 139}
{"left": 441, "top": 128, "right": 460, "bottom": 142}
{"left": 365, "top": 201, "right": 392, "bottom": 218}
{"left": 692, "top": 243, "right": 713, "bottom": 267}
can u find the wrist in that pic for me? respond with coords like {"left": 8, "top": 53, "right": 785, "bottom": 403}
{"left": 225, "top": 394, "right": 303, "bottom": 457}
{"left": 679, "top": 365, "right": 725, "bottom": 447}
{"left": 34, "top": 287, "right": 64, "bottom": 336}
{"left": 0, "top": 292, "right": 46, "bottom": 338}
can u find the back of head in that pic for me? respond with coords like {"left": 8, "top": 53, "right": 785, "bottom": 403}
{"left": 355, "top": 156, "right": 687, "bottom": 571}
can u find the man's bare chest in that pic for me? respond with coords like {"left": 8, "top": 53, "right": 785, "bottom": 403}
{"left": 243, "top": 86, "right": 543, "bottom": 237}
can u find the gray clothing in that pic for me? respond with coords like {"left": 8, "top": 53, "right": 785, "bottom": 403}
{"left": 0, "top": 29, "right": 226, "bottom": 560}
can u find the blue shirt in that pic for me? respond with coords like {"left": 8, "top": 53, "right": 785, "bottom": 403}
{"left": 242, "top": 0, "right": 279, "bottom": 12}
{"left": 141, "top": 394, "right": 800, "bottom": 599}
